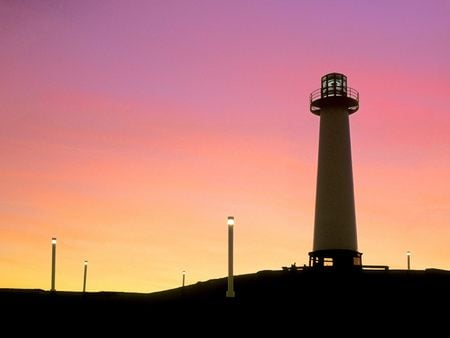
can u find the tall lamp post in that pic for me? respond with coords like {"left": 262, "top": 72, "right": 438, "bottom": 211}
{"left": 226, "top": 216, "right": 235, "bottom": 298}
{"left": 406, "top": 251, "right": 411, "bottom": 270}
{"left": 51, "top": 237, "right": 57, "bottom": 291}
{"left": 83, "top": 260, "right": 88, "bottom": 292}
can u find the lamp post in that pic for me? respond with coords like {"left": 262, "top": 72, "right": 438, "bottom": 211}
{"left": 226, "top": 216, "right": 235, "bottom": 298}
{"left": 83, "top": 260, "right": 88, "bottom": 292}
{"left": 182, "top": 270, "right": 186, "bottom": 287}
{"left": 51, "top": 237, "right": 56, "bottom": 291}
{"left": 406, "top": 251, "right": 411, "bottom": 270}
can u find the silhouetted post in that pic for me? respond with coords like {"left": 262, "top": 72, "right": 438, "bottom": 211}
{"left": 309, "top": 73, "right": 362, "bottom": 270}
{"left": 226, "top": 216, "right": 235, "bottom": 298}
{"left": 182, "top": 270, "right": 186, "bottom": 287}
{"left": 51, "top": 237, "right": 56, "bottom": 291}
{"left": 406, "top": 251, "right": 411, "bottom": 270}
{"left": 83, "top": 260, "right": 88, "bottom": 292}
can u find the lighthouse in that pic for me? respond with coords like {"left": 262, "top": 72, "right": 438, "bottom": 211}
{"left": 309, "top": 73, "right": 362, "bottom": 270}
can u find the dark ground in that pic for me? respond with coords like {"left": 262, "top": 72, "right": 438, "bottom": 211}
{"left": 2, "top": 268, "right": 449, "bottom": 334}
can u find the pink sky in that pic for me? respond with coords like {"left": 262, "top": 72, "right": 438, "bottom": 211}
{"left": 1, "top": 0, "right": 449, "bottom": 292}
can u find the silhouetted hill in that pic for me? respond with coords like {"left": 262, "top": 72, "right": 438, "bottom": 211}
{"left": 2, "top": 269, "right": 449, "bottom": 333}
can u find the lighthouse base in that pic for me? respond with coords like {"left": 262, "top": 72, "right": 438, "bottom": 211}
{"left": 309, "top": 249, "right": 362, "bottom": 271}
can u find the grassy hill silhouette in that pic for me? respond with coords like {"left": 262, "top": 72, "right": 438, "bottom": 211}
{"left": 2, "top": 268, "right": 449, "bottom": 333}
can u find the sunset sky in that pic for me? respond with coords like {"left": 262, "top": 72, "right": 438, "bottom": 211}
{"left": 1, "top": 0, "right": 449, "bottom": 292}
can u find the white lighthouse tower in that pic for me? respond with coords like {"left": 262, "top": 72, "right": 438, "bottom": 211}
{"left": 309, "top": 73, "right": 362, "bottom": 270}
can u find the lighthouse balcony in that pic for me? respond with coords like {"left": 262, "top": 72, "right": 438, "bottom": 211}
{"left": 310, "top": 87, "right": 359, "bottom": 114}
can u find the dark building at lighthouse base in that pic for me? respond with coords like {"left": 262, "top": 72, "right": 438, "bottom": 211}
{"left": 309, "top": 249, "right": 362, "bottom": 270}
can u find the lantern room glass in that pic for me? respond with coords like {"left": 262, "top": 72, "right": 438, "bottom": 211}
{"left": 321, "top": 73, "right": 347, "bottom": 98}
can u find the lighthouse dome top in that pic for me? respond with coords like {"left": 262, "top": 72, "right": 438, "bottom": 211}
{"left": 310, "top": 72, "right": 359, "bottom": 114}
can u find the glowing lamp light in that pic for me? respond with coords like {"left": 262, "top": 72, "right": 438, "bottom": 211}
{"left": 227, "top": 216, "right": 235, "bottom": 226}
{"left": 52, "top": 238, "right": 57, "bottom": 244}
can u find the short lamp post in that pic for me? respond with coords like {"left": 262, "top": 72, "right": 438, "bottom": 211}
{"left": 182, "top": 270, "right": 186, "bottom": 287}
{"left": 51, "top": 237, "right": 57, "bottom": 291}
{"left": 83, "top": 260, "right": 88, "bottom": 292}
{"left": 406, "top": 251, "right": 411, "bottom": 270}
{"left": 226, "top": 216, "right": 235, "bottom": 298}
